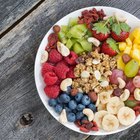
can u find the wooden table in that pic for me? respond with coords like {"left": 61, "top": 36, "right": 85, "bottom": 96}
{"left": 0, "top": 0, "right": 140, "bottom": 139}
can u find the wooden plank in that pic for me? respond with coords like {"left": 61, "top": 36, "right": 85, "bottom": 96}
{"left": 0, "top": 0, "right": 43, "bottom": 35}
{"left": 0, "top": 0, "right": 140, "bottom": 139}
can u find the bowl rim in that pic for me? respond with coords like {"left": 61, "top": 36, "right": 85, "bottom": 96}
{"left": 34, "top": 6, "right": 140, "bottom": 135}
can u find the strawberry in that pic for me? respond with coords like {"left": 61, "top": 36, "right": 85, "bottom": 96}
{"left": 101, "top": 38, "right": 119, "bottom": 56}
{"left": 111, "top": 22, "right": 130, "bottom": 42}
{"left": 92, "top": 22, "right": 110, "bottom": 41}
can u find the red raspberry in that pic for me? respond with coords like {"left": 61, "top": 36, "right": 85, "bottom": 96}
{"left": 48, "top": 49, "right": 63, "bottom": 63}
{"left": 41, "top": 62, "right": 54, "bottom": 76}
{"left": 54, "top": 61, "right": 69, "bottom": 79}
{"left": 44, "top": 85, "right": 60, "bottom": 98}
{"left": 64, "top": 51, "right": 78, "bottom": 65}
{"left": 55, "top": 79, "right": 62, "bottom": 85}
{"left": 44, "top": 71, "right": 58, "bottom": 85}
{"left": 67, "top": 67, "right": 75, "bottom": 78}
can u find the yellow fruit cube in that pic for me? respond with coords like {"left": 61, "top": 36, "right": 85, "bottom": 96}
{"left": 124, "top": 47, "right": 131, "bottom": 54}
{"left": 133, "top": 38, "right": 140, "bottom": 44}
{"left": 131, "top": 49, "right": 140, "bottom": 60}
{"left": 137, "top": 45, "right": 140, "bottom": 49}
{"left": 132, "top": 28, "right": 140, "bottom": 38}
{"left": 119, "top": 42, "right": 126, "bottom": 51}
{"left": 126, "top": 38, "right": 132, "bottom": 46}
{"left": 117, "top": 55, "right": 125, "bottom": 70}
{"left": 133, "top": 44, "right": 139, "bottom": 49}
{"left": 129, "top": 33, "right": 134, "bottom": 42}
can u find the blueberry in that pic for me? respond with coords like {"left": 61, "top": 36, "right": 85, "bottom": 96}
{"left": 75, "top": 93, "right": 83, "bottom": 102}
{"left": 60, "top": 93, "right": 70, "bottom": 103}
{"left": 88, "top": 103, "right": 96, "bottom": 112}
{"left": 67, "top": 113, "right": 76, "bottom": 122}
{"left": 76, "top": 104, "right": 85, "bottom": 111}
{"left": 65, "top": 107, "right": 72, "bottom": 113}
{"left": 56, "top": 97, "right": 62, "bottom": 104}
{"left": 76, "top": 112, "right": 84, "bottom": 120}
{"left": 54, "top": 104, "right": 63, "bottom": 114}
{"left": 48, "top": 99, "right": 57, "bottom": 107}
{"left": 72, "top": 109, "right": 78, "bottom": 114}
{"left": 81, "top": 95, "right": 91, "bottom": 106}
{"left": 68, "top": 100, "right": 77, "bottom": 110}
{"left": 81, "top": 116, "right": 88, "bottom": 121}
{"left": 67, "top": 86, "right": 72, "bottom": 93}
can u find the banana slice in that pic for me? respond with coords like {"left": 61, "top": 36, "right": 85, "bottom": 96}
{"left": 134, "top": 88, "right": 140, "bottom": 101}
{"left": 107, "top": 97, "right": 124, "bottom": 114}
{"left": 40, "top": 51, "right": 48, "bottom": 63}
{"left": 102, "top": 114, "right": 119, "bottom": 131}
{"left": 97, "top": 103, "right": 107, "bottom": 111}
{"left": 117, "top": 107, "right": 136, "bottom": 126}
{"left": 94, "top": 110, "right": 108, "bottom": 128}
{"left": 99, "top": 91, "right": 110, "bottom": 104}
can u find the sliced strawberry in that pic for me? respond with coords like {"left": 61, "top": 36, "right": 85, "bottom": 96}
{"left": 101, "top": 38, "right": 119, "bottom": 56}
{"left": 92, "top": 22, "right": 110, "bottom": 41}
{"left": 111, "top": 22, "right": 130, "bottom": 42}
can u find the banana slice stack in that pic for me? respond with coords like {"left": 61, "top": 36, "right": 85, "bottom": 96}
{"left": 94, "top": 91, "right": 136, "bottom": 131}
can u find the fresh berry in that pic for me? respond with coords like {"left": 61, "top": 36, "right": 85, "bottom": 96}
{"left": 44, "top": 72, "right": 58, "bottom": 85}
{"left": 80, "top": 126, "right": 90, "bottom": 132}
{"left": 67, "top": 113, "right": 76, "bottom": 122}
{"left": 75, "top": 93, "right": 83, "bottom": 102}
{"left": 59, "top": 93, "right": 70, "bottom": 103}
{"left": 76, "top": 112, "right": 84, "bottom": 120}
{"left": 41, "top": 62, "right": 54, "bottom": 76}
{"left": 65, "top": 107, "right": 72, "bottom": 113}
{"left": 48, "top": 33, "right": 58, "bottom": 48}
{"left": 48, "top": 99, "right": 57, "bottom": 107}
{"left": 56, "top": 97, "right": 62, "bottom": 104}
{"left": 68, "top": 100, "right": 77, "bottom": 110}
{"left": 72, "top": 109, "right": 78, "bottom": 114}
{"left": 54, "top": 104, "right": 63, "bottom": 114}
{"left": 48, "top": 49, "right": 63, "bottom": 63}
{"left": 66, "top": 67, "right": 75, "bottom": 78}
{"left": 88, "top": 92, "right": 97, "bottom": 102}
{"left": 66, "top": 86, "right": 72, "bottom": 93}
{"left": 64, "top": 51, "right": 78, "bottom": 65}
{"left": 44, "top": 85, "right": 60, "bottom": 99}
{"left": 111, "top": 22, "right": 130, "bottom": 42}
{"left": 81, "top": 95, "right": 91, "bottom": 106}
{"left": 88, "top": 103, "right": 96, "bottom": 112}
{"left": 54, "top": 61, "right": 69, "bottom": 79}
{"left": 70, "top": 88, "right": 78, "bottom": 96}
{"left": 76, "top": 104, "right": 85, "bottom": 111}
{"left": 55, "top": 79, "right": 62, "bottom": 85}
{"left": 101, "top": 38, "right": 119, "bottom": 56}
{"left": 92, "top": 22, "right": 110, "bottom": 41}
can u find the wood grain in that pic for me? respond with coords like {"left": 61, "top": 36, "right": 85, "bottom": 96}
{"left": 0, "top": 0, "right": 140, "bottom": 140}
{"left": 0, "top": 0, "right": 43, "bottom": 35}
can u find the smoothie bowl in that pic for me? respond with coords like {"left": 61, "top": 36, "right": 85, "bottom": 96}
{"left": 34, "top": 6, "right": 140, "bottom": 135}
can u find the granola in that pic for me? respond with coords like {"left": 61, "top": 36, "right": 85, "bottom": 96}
{"left": 72, "top": 50, "right": 117, "bottom": 93}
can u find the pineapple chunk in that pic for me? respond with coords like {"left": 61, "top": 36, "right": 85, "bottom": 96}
{"left": 132, "top": 28, "right": 140, "bottom": 38}
{"left": 126, "top": 38, "right": 132, "bottom": 46}
{"left": 119, "top": 42, "right": 126, "bottom": 51}
{"left": 124, "top": 46, "right": 131, "bottom": 54}
{"left": 131, "top": 49, "right": 140, "bottom": 60}
{"left": 117, "top": 55, "right": 125, "bottom": 70}
{"left": 129, "top": 33, "right": 134, "bottom": 42}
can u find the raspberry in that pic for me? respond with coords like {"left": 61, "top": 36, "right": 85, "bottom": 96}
{"left": 67, "top": 67, "right": 75, "bottom": 78}
{"left": 55, "top": 79, "right": 62, "bottom": 85}
{"left": 48, "top": 49, "right": 63, "bottom": 63}
{"left": 64, "top": 51, "right": 78, "bottom": 65}
{"left": 44, "top": 85, "right": 60, "bottom": 98}
{"left": 41, "top": 62, "right": 54, "bottom": 76}
{"left": 44, "top": 71, "right": 58, "bottom": 85}
{"left": 54, "top": 61, "right": 69, "bottom": 79}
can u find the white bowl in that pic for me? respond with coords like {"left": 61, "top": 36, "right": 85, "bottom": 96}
{"left": 34, "top": 6, "right": 140, "bottom": 135}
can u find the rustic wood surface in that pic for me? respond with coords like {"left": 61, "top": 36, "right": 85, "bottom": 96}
{"left": 0, "top": 0, "right": 140, "bottom": 140}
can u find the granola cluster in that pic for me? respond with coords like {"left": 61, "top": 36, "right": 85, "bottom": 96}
{"left": 72, "top": 50, "right": 117, "bottom": 93}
